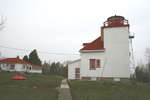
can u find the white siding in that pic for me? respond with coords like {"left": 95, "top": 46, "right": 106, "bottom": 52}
{"left": 15, "top": 64, "right": 26, "bottom": 72}
{"left": 26, "top": 65, "right": 42, "bottom": 74}
{"left": 80, "top": 52, "right": 105, "bottom": 78}
{"left": 68, "top": 60, "right": 81, "bottom": 80}
{"left": 103, "top": 26, "right": 130, "bottom": 78}
{"left": 30, "top": 69, "right": 42, "bottom": 73}
{"left": 0, "top": 64, "right": 8, "bottom": 71}
{"left": 0, "top": 63, "right": 42, "bottom": 74}
{"left": 0, "top": 63, "right": 26, "bottom": 72}
{"left": 30, "top": 67, "right": 42, "bottom": 74}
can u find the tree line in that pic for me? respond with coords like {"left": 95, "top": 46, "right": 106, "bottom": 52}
{"left": 22, "top": 49, "right": 68, "bottom": 77}
{"left": 133, "top": 48, "right": 150, "bottom": 82}
{"left": 42, "top": 62, "right": 68, "bottom": 77}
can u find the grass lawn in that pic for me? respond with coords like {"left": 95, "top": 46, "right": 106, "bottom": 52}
{"left": 0, "top": 72, "right": 63, "bottom": 100}
{"left": 69, "top": 80, "right": 150, "bottom": 100}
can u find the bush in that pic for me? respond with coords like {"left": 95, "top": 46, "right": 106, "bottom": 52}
{"left": 135, "top": 66, "right": 150, "bottom": 82}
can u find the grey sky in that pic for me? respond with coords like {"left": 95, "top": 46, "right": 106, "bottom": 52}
{"left": 0, "top": 0, "right": 150, "bottom": 63}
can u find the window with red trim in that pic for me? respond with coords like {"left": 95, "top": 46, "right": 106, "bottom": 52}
{"left": 89, "top": 59, "right": 100, "bottom": 70}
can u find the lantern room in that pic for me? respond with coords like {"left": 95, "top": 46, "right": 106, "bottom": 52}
{"left": 103, "top": 15, "right": 129, "bottom": 27}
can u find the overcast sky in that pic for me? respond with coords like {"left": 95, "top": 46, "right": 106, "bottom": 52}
{"left": 0, "top": 0, "right": 150, "bottom": 63}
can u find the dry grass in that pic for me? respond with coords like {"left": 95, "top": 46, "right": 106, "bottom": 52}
{"left": 0, "top": 72, "right": 63, "bottom": 100}
{"left": 69, "top": 80, "right": 150, "bottom": 100}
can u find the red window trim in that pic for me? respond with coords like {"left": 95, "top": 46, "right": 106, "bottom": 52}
{"left": 89, "top": 59, "right": 101, "bottom": 70}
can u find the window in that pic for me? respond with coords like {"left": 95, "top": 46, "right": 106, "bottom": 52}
{"left": 89, "top": 59, "right": 101, "bottom": 70}
{"left": 75, "top": 68, "right": 80, "bottom": 79}
{"left": 96, "top": 59, "right": 100, "bottom": 68}
{"left": 90, "top": 59, "right": 96, "bottom": 70}
{"left": 10, "top": 64, "right": 15, "bottom": 70}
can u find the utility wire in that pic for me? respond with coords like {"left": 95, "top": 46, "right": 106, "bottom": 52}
{"left": 0, "top": 45, "right": 79, "bottom": 56}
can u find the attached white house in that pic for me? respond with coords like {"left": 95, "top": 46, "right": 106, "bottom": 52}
{"left": 0, "top": 57, "right": 42, "bottom": 73}
{"left": 68, "top": 15, "right": 134, "bottom": 81}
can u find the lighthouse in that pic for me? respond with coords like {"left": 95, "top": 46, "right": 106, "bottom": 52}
{"left": 68, "top": 15, "right": 132, "bottom": 81}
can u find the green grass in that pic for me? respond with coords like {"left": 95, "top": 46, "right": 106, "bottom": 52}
{"left": 69, "top": 80, "right": 150, "bottom": 100}
{"left": 0, "top": 72, "right": 63, "bottom": 100}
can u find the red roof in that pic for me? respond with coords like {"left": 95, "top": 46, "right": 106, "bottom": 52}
{"left": 0, "top": 58, "right": 36, "bottom": 67}
{"left": 80, "top": 36, "right": 104, "bottom": 51}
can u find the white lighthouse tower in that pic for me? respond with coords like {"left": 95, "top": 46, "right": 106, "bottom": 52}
{"left": 101, "top": 15, "right": 131, "bottom": 80}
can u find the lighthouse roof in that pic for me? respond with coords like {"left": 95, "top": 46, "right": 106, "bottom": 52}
{"left": 103, "top": 15, "right": 129, "bottom": 28}
{"left": 80, "top": 36, "right": 104, "bottom": 51}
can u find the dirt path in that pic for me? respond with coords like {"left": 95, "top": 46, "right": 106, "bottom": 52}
{"left": 58, "top": 79, "right": 72, "bottom": 100}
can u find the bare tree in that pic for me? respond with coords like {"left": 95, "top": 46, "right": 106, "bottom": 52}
{"left": 134, "top": 48, "right": 150, "bottom": 82}
{"left": 145, "top": 48, "right": 150, "bottom": 72}
{"left": 145, "top": 48, "right": 150, "bottom": 60}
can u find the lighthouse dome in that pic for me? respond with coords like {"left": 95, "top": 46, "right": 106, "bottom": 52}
{"left": 103, "top": 15, "right": 128, "bottom": 27}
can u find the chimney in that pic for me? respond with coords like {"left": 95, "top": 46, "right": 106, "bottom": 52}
{"left": 16, "top": 56, "right": 20, "bottom": 59}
